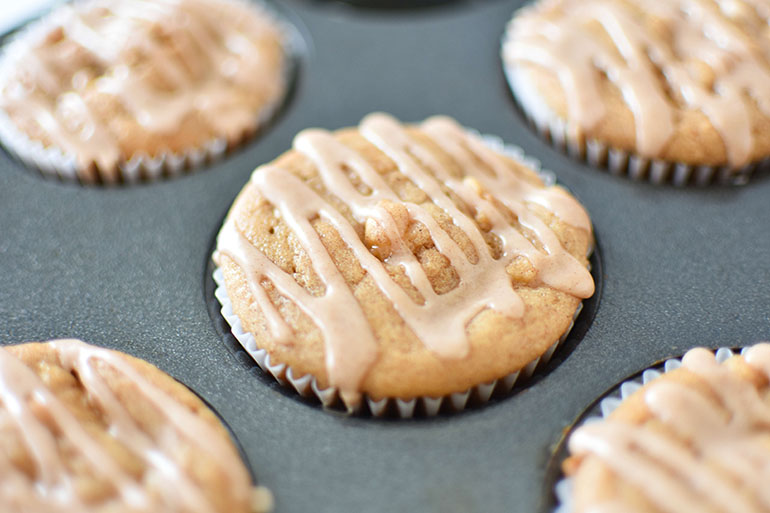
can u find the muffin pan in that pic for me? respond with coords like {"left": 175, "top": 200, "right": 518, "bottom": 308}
{"left": 1, "top": 1, "right": 770, "bottom": 512}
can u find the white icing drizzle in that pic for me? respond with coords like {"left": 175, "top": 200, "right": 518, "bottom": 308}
{"left": 503, "top": 0, "right": 770, "bottom": 167}
{"left": 0, "top": 0, "right": 285, "bottom": 174}
{"left": 215, "top": 114, "right": 593, "bottom": 405}
{"left": 569, "top": 344, "right": 770, "bottom": 513}
{"left": 0, "top": 340, "right": 251, "bottom": 512}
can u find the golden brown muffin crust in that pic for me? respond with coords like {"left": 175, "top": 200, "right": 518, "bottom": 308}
{"left": 216, "top": 114, "right": 594, "bottom": 404}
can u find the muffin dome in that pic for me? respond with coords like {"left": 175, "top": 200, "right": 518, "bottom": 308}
{"left": 214, "top": 113, "right": 594, "bottom": 410}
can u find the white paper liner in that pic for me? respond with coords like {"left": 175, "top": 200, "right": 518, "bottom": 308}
{"left": 213, "top": 267, "right": 582, "bottom": 417}
{"left": 501, "top": 48, "right": 764, "bottom": 186}
{"left": 0, "top": 0, "right": 302, "bottom": 185}
{"left": 552, "top": 346, "right": 741, "bottom": 513}
{"left": 211, "top": 134, "right": 594, "bottom": 417}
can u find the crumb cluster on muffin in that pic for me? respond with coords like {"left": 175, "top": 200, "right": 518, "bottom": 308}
{"left": 0, "top": 339, "right": 261, "bottom": 512}
{"left": 213, "top": 112, "right": 594, "bottom": 413}
{"left": 562, "top": 343, "right": 770, "bottom": 513}
{"left": 502, "top": 0, "right": 770, "bottom": 182}
{"left": 0, "top": 0, "right": 288, "bottom": 183}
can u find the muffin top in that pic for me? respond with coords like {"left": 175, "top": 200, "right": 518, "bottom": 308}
{"left": 0, "top": 339, "right": 256, "bottom": 513}
{"left": 0, "top": 0, "right": 286, "bottom": 181}
{"left": 502, "top": 0, "right": 770, "bottom": 168}
{"left": 565, "top": 343, "right": 770, "bottom": 513}
{"left": 214, "top": 113, "right": 594, "bottom": 407}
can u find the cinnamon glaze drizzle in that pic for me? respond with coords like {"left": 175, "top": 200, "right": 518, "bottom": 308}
{"left": 0, "top": 340, "right": 250, "bottom": 512}
{"left": 0, "top": 0, "right": 284, "bottom": 172}
{"left": 504, "top": 0, "right": 770, "bottom": 167}
{"left": 570, "top": 344, "right": 770, "bottom": 513}
{"left": 215, "top": 114, "right": 594, "bottom": 405}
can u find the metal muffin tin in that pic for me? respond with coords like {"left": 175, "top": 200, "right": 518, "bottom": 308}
{"left": 1, "top": 1, "right": 770, "bottom": 512}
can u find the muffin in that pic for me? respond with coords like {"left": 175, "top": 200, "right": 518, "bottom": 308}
{"left": 0, "top": 338, "right": 268, "bottom": 512}
{"left": 0, "top": 0, "right": 288, "bottom": 183}
{"left": 502, "top": 0, "right": 770, "bottom": 185}
{"left": 213, "top": 112, "right": 595, "bottom": 415}
{"left": 560, "top": 343, "right": 770, "bottom": 513}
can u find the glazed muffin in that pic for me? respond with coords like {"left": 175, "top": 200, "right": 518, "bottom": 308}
{"left": 562, "top": 343, "right": 770, "bottom": 513}
{"left": 502, "top": 0, "right": 770, "bottom": 184}
{"left": 213, "top": 112, "right": 595, "bottom": 415}
{"left": 0, "top": 339, "right": 267, "bottom": 512}
{"left": 0, "top": 0, "right": 288, "bottom": 183}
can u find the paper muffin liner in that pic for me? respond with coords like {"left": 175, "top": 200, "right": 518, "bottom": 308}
{"left": 0, "top": 0, "right": 303, "bottom": 185}
{"left": 552, "top": 346, "right": 742, "bottom": 513}
{"left": 211, "top": 134, "right": 594, "bottom": 417}
{"left": 502, "top": 60, "right": 764, "bottom": 186}
{"left": 213, "top": 267, "right": 582, "bottom": 418}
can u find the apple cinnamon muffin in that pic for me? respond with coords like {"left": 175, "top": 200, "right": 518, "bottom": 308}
{"left": 502, "top": 0, "right": 770, "bottom": 184}
{"left": 0, "top": 339, "right": 265, "bottom": 512}
{"left": 562, "top": 343, "right": 770, "bottom": 512}
{"left": 213, "top": 112, "right": 595, "bottom": 415}
{"left": 0, "top": 0, "right": 288, "bottom": 183}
